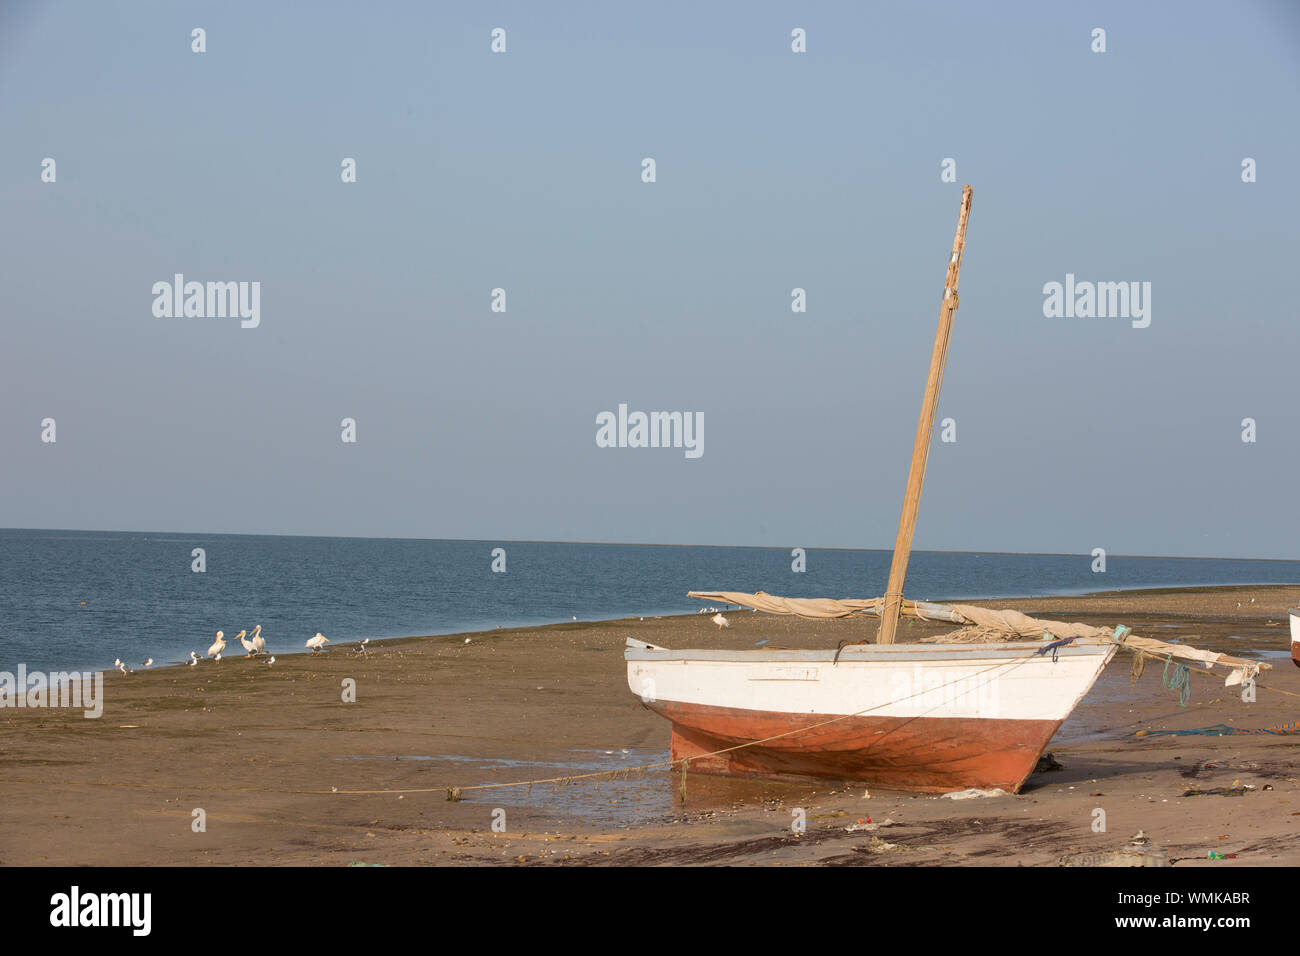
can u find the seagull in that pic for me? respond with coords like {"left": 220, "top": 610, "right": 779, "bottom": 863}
{"left": 188, "top": 651, "right": 199, "bottom": 667}
{"left": 116, "top": 660, "right": 130, "bottom": 675}
{"left": 357, "top": 637, "right": 370, "bottom": 654}
{"left": 305, "top": 632, "right": 329, "bottom": 653}
{"left": 464, "top": 637, "right": 471, "bottom": 644}
{"left": 236, "top": 629, "right": 255, "bottom": 656}
{"left": 712, "top": 613, "right": 729, "bottom": 629}
{"left": 207, "top": 631, "right": 226, "bottom": 659}
{"left": 265, "top": 656, "right": 276, "bottom": 666}
{"left": 250, "top": 625, "right": 266, "bottom": 655}
{"left": 140, "top": 658, "right": 153, "bottom": 668}
{"left": 572, "top": 616, "right": 577, "bottom": 621}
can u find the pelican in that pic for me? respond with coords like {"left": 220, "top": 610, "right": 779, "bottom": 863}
{"left": 712, "top": 613, "right": 729, "bottom": 629}
{"left": 207, "top": 631, "right": 226, "bottom": 659}
{"left": 250, "top": 625, "right": 266, "bottom": 655}
{"left": 305, "top": 632, "right": 329, "bottom": 653}
{"left": 236, "top": 630, "right": 255, "bottom": 656}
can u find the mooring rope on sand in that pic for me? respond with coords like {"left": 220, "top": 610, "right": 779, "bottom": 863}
{"left": 1137, "top": 721, "right": 1300, "bottom": 737}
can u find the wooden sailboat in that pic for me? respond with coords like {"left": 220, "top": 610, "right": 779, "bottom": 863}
{"left": 625, "top": 187, "right": 1267, "bottom": 793}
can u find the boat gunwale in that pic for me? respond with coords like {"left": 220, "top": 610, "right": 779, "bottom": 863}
{"left": 625, "top": 639, "right": 1113, "bottom": 664}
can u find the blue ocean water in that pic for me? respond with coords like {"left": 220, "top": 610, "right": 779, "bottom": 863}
{"left": 1, "top": 528, "right": 1297, "bottom": 672}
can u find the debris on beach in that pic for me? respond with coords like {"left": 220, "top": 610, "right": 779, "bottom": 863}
{"left": 845, "top": 817, "right": 893, "bottom": 833}
{"left": 1034, "top": 753, "right": 1064, "bottom": 774}
{"left": 942, "top": 788, "right": 1010, "bottom": 800}
{"left": 1182, "top": 785, "right": 1254, "bottom": 797}
{"left": 1061, "top": 847, "right": 1169, "bottom": 867}
{"left": 853, "top": 836, "right": 905, "bottom": 855}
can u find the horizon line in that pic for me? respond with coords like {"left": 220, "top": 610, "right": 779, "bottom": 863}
{"left": 2, "top": 525, "right": 1298, "bottom": 564}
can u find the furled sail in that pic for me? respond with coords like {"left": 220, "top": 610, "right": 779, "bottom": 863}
{"left": 687, "top": 590, "right": 1269, "bottom": 686}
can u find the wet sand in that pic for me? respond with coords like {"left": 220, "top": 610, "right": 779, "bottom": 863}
{"left": 1, "top": 585, "right": 1297, "bottom": 866}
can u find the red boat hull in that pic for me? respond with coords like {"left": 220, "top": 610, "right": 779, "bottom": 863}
{"left": 657, "top": 699, "right": 1061, "bottom": 794}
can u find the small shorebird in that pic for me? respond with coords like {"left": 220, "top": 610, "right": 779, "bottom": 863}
{"left": 140, "top": 658, "right": 153, "bottom": 668}
{"left": 237, "top": 630, "right": 255, "bottom": 656}
{"left": 207, "top": 631, "right": 226, "bottom": 659}
{"left": 357, "top": 637, "right": 370, "bottom": 654}
{"left": 188, "top": 651, "right": 199, "bottom": 667}
{"left": 250, "top": 625, "right": 266, "bottom": 655}
{"left": 712, "top": 613, "right": 729, "bottom": 629}
{"left": 265, "top": 655, "right": 276, "bottom": 666}
{"left": 305, "top": 632, "right": 329, "bottom": 653}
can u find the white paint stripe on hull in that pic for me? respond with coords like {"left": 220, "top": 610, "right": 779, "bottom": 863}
{"left": 627, "top": 644, "right": 1115, "bottom": 723}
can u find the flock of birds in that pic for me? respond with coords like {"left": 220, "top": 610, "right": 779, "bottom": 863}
{"left": 112, "top": 603, "right": 747, "bottom": 675}
{"left": 111, "top": 624, "right": 354, "bottom": 674}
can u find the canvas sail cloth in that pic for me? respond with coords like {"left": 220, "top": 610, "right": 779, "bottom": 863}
{"left": 688, "top": 590, "right": 1267, "bottom": 687}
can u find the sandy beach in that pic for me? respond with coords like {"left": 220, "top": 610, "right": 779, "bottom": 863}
{"left": 1, "top": 585, "right": 1297, "bottom": 867}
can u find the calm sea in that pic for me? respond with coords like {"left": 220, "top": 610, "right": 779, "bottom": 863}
{"left": 1, "top": 528, "right": 1297, "bottom": 672}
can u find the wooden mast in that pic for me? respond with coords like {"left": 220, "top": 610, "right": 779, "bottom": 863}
{"left": 877, "top": 185, "right": 972, "bottom": 644}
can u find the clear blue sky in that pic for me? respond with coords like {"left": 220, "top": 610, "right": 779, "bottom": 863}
{"left": 2, "top": 1, "right": 1298, "bottom": 558}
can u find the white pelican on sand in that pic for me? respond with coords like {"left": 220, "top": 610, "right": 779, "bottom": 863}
{"left": 305, "top": 632, "right": 329, "bottom": 652}
{"left": 712, "top": 613, "right": 729, "bottom": 628}
{"left": 207, "top": 631, "right": 226, "bottom": 659}
{"left": 236, "top": 630, "right": 255, "bottom": 656}
{"left": 250, "top": 625, "right": 266, "bottom": 655}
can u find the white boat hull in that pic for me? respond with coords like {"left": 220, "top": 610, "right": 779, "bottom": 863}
{"left": 626, "top": 639, "right": 1116, "bottom": 792}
